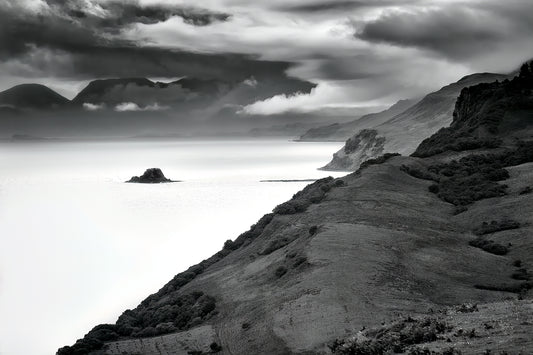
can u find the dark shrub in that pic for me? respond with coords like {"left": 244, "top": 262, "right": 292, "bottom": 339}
{"left": 273, "top": 177, "right": 335, "bottom": 215}
{"left": 453, "top": 206, "right": 468, "bottom": 215}
{"left": 330, "top": 317, "right": 451, "bottom": 355}
{"left": 241, "top": 322, "right": 251, "bottom": 330}
{"left": 261, "top": 236, "right": 295, "bottom": 255}
{"left": 335, "top": 179, "right": 345, "bottom": 187}
{"left": 428, "top": 184, "right": 439, "bottom": 193}
{"left": 293, "top": 256, "right": 307, "bottom": 268}
{"left": 424, "top": 141, "right": 533, "bottom": 206}
{"left": 357, "top": 153, "right": 401, "bottom": 172}
{"left": 309, "top": 225, "right": 318, "bottom": 235}
{"left": 469, "top": 238, "right": 509, "bottom": 255}
{"left": 474, "top": 282, "right": 533, "bottom": 293}
{"left": 400, "top": 165, "right": 435, "bottom": 181}
{"left": 223, "top": 239, "right": 238, "bottom": 251}
{"left": 513, "top": 259, "right": 522, "bottom": 267}
{"left": 511, "top": 268, "right": 531, "bottom": 281}
{"left": 275, "top": 266, "right": 287, "bottom": 278}
{"left": 473, "top": 220, "right": 520, "bottom": 235}
{"left": 520, "top": 186, "right": 532, "bottom": 195}
{"left": 210, "top": 342, "right": 222, "bottom": 352}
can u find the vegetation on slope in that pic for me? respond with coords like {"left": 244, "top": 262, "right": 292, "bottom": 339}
{"left": 414, "top": 61, "right": 533, "bottom": 158}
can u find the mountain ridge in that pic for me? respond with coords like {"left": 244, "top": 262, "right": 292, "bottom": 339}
{"left": 322, "top": 72, "right": 511, "bottom": 171}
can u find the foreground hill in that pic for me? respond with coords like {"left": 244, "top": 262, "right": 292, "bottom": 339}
{"left": 0, "top": 84, "right": 69, "bottom": 110}
{"left": 297, "top": 99, "right": 418, "bottom": 142}
{"left": 322, "top": 72, "right": 510, "bottom": 171}
{"left": 59, "top": 65, "right": 533, "bottom": 354}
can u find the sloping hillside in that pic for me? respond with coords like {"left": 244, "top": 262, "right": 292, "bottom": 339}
{"left": 59, "top": 65, "right": 533, "bottom": 355}
{"left": 322, "top": 73, "right": 509, "bottom": 171}
{"left": 0, "top": 84, "right": 69, "bottom": 110}
{"left": 297, "top": 99, "right": 418, "bottom": 142}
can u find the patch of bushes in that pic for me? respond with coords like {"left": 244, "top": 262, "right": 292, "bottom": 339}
{"left": 273, "top": 177, "right": 337, "bottom": 215}
{"left": 292, "top": 256, "right": 308, "bottom": 268}
{"left": 400, "top": 165, "right": 435, "bottom": 181}
{"left": 210, "top": 342, "right": 222, "bottom": 352}
{"left": 275, "top": 266, "right": 288, "bottom": 278}
{"left": 455, "top": 303, "right": 478, "bottom": 313}
{"left": 330, "top": 317, "right": 451, "bottom": 354}
{"left": 261, "top": 235, "right": 296, "bottom": 255}
{"left": 417, "top": 141, "right": 533, "bottom": 206}
{"left": 473, "top": 220, "right": 520, "bottom": 235}
{"left": 58, "top": 292, "right": 217, "bottom": 355}
{"left": 356, "top": 153, "right": 401, "bottom": 173}
{"left": 469, "top": 238, "right": 509, "bottom": 255}
{"left": 474, "top": 282, "right": 533, "bottom": 294}
{"left": 511, "top": 268, "right": 531, "bottom": 281}
{"left": 414, "top": 136, "right": 502, "bottom": 158}
{"left": 309, "top": 225, "right": 318, "bottom": 235}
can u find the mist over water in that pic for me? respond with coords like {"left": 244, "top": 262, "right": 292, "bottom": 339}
{"left": 0, "top": 139, "right": 344, "bottom": 355}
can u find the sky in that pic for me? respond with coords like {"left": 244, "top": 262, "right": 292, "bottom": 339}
{"left": 1, "top": 0, "right": 532, "bottom": 113}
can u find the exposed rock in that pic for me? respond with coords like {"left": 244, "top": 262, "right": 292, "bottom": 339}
{"left": 126, "top": 168, "right": 174, "bottom": 183}
{"left": 321, "top": 129, "right": 386, "bottom": 170}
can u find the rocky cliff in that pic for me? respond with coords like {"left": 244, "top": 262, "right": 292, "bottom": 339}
{"left": 59, "top": 64, "right": 533, "bottom": 355}
{"left": 323, "top": 72, "right": 510, "bottom": 171}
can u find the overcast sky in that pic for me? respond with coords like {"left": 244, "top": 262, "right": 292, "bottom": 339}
{"left": 1, "top": 0, "right": 532, "bottom": 113}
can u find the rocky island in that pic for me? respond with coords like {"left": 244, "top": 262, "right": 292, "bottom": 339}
{"left": 126, "top": 168, "right": 175, "bottom": 184}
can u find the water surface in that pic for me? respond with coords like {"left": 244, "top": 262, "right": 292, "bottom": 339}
{"left": 0, "top": 139, "right": 344, "bottom": 355}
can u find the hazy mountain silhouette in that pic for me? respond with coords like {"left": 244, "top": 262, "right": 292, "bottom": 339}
{"left": 0, "top": 84, "right": 69, "bottom": 110}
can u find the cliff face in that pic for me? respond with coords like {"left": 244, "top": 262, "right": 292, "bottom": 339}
{"left": 323, "top": 72, "right": 510, "bottom": 171}
{"left": 60, "top": 67, "right": 533, "bottom": 355}
{"left": 320, "top": 129, "right": 386, "bottom": 170}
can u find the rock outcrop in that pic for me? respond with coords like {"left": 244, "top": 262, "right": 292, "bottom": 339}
{"left": 60, "top": 64, "right": 533, "bottom": 355}
{"left": 126, "top": 168, "right": 174, "bottom": 184}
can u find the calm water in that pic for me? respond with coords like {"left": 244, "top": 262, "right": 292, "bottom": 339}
{"left": 0, "top": 139, "right": 344, "bottom": 355}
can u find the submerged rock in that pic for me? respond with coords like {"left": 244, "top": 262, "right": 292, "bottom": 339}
{"left": 127, "top": 168, "right": 173, "bottom": 183}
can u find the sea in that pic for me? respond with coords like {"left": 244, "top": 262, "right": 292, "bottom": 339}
{"left": 0, "top": 139, "right": 344, "bottom": 355}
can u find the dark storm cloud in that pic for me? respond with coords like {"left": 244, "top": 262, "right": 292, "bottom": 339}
{"left": 44, "top": 0, "right": 231, "bottom": 28}
{"left": 0, "top": 1, "right": 299, "bottom": 82}
{"left": 278, "top": 0, "right": 419, "bottom": 13}
{"left": 356, "top": 1, "right": 533, "bottom": 60}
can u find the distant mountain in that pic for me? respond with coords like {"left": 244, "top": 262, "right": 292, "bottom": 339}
{"left": 297, "top": 98, "right": 419, "bottom": 142}
{"left": 60, "top": 64, "right": 533, "bottom": 355}
{"left": 0, "top": 84, "right": 69, "bottom": 110}
{"left": 71, "top": 77, "right": 234, "bottom": 107}
{"left": 322, "top": 72, "right": 510, "bottom": 170}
